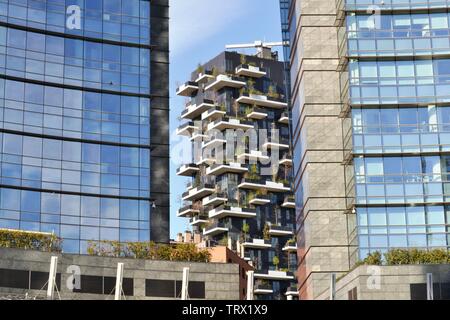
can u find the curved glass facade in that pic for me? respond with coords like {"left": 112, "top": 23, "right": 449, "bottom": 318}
{"left": 0, "top": 0, "right": 169, "bottom": 253}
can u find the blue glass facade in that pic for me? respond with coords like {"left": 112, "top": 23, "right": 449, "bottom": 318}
{"left": 343, "top": 2, "right": 450, "bottom": 258}
{"left": 0, "top": 0, "right": 170, "bottom": 252}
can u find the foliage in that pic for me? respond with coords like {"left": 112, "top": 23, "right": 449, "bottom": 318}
{"left": 240, "top": 54, "right": 247, "bottom": 65}
{"left": 263, "top": 223, "right": 271, "bottom": 241}
{"left": 196, "top": 63, "right": 204, "bottom": 75}
{"left": 0, "top": 229, "right": 61, "bottom": 253}
{"left": 267, "top": 85, "right": 280, "bottom": 99}
{"left": 357, "top": 249, "right": 450, "bottom": 266}
{"left": 241, "top": 222, "right": 250, "bottom": 241}
{"left": 212, "top": 66, "right": 220, "bottom": 77}
{"left": 273, "top": 256, "right": 280, "bottom": 270}
{"left": 218, "top": 236, "right": 229, "bottom": 247}
{"left": 87, "top": 241, "right": 211, "bottom": 263}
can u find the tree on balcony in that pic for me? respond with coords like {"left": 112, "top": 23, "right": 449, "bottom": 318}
{"left": 196, "top": 63, "right": 204, "bottom": 75}
{"left": 273, "top": 255, "right": 280, "bottom": 271}
{"left": 240, "top": 54, "right": 247, "bottom": 65}
{"left": 241, "top": 222, "right": 250, "bottom": 242}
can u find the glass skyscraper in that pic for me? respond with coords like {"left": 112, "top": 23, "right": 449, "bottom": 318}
{"left": 343, "top": 0, "right": 450, "bottom": 259}
{"left": 284, "top": 0, "right": 450, "bottom": 299}
{"left": 0, "top": 0, "right": 170, "bottom": 253}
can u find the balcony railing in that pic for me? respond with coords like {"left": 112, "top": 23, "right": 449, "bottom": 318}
{"left": 177, "top": 205, "right": 200, "bottom": 218}
{"left": 206, "top": 163, "right": 248, "bottom": 176}
{"left": 176, "top": 163, "right": 199, "bottom": 176}
{"left": 207, "top": 117, "right": 253, "bottom": 131}
{"left": 205, "top": 74, "right": 246, "bottom": 91}
{"left": 238, "top": 178, "right": 291, "bottom": 193}
{"left": 254, "top": 269, "right": 295, "bottom": 281}
{"left": 248, "top": 194, "right": 271, "bottom": 206}
{"left": 202, "top": 192, "right": 228, "bottom": 206}
{"left": 246, "top": 106, "right": 268, "bottom": 120}
{"left": 190, "top": 215, "right": 209, "bottom": 227}
{"left": 262, "top": 136, "right": 290, "bottom": 150}
{"left": 281, "top": 196, "right": 295, "bottom": 209}
{"left": 236, "top": 93, "right": 288, "bottom": 109}
{"left": 268, "top": 225, "right": 294, "bottom": 237}
{"left": 201, "top": 106, "right": 226, "bottom": 121}
{"left": 280, "top": 154, "right": 293, "bottom": 166}
{"left": 242, "top": 238, "right": 272, "bottom": 249}
{"left": 203, "top": 222, "right": 230, "bottom": 236}
{"left": 176, "top": 81, "right": 198, "bottom": 97}
{"left": 254, "top": 283, "right": 274, "bottom": 295}
{"left": 208, "top": 205, "right": 257, "bottom": 219}
{"left": 235, "top": 64, "right": 267, "bottom": 78}
{"left": 195, "top": 70, "right": 214, "bottom": 83}
{"left": 176, "top": 121, "right": 199, "bottom": 137}
{"left": 278, "top": 112, "right": 289, "bottom": 124}
{"left": 181, "top": 99, "right": 215, "bottom": 120}
{"left": 182, "top": 183, "right": 215, "bottom": 201}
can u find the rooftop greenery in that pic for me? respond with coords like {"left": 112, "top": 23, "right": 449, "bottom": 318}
{"left": 87, "top": 241, "right": 211, "bottom": 263}
{"left": 357, "top": 248, "right": 450, "bottom": 266}
{"left": 0, "top": 228, "right": 61, "bottom": 253}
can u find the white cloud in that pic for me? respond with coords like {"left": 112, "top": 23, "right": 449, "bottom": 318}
{"left": 169, "top": 0, "right": 245, "bottom": 57}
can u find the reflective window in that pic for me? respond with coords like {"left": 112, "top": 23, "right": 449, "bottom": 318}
{"left": 0, "top": 80, "right": 150, "bottom": 145}
{"left": 0, "top": 0, "right": 151, "bottom": 45}
{"left": 0, "top": 27, "right": 150, "bottom": 94}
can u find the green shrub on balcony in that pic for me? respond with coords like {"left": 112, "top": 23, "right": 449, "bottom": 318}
{"left": 0, "top": 229, "right": 61, "bottom": 253}
{"left": 87, "top": 241, "right": 211, "bottom": 263}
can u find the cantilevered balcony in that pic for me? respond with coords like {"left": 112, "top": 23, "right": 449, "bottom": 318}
{"left": 285, "top": 286, "right": 299, "bottom": 297}
{"left": 205, "top": 74, "right": 246, "bottom": 91}
{"left": 202, "top": 106, "right": 226, "bottom": 121}
{"left": 268, "top": 225, "right": 294, "bottom": 237}
{"left": 246, "top": 107, "right": 268, "bottom": 120}
{"left": 195, "top": 70, "right": 214, "bottom": 84}
{"left": 280, "top": 154, "right": 293, "bottom": 166}
{"left": 208, "top": 205, "right": 256, "bottom": 219}
{"left": 235, "top": 64, "right": 267, "bottom": 78}
{"left": 196, "top": 156, "right": 216, "bottom": 166}
{"left": 176, "top": 81, "right": 198, "bottom": 97}
{"left": 182, "top": 183, "right": 215, "bottom": 201}
{"left": 254, "top": 270, "right": 295, "bottom": 281}
{"left": 207, "top": 117, "right": 253, "bottom": 131}
{"left": 236, "top": 150, "right": 270, "bottom": 162}
{"left": 203, "top": 222, "right": 229, "bottom": 236}
{"left": 190, "top": 215, "right": 209, "bottom": 227}
{"left": 238, "top": 178, "right": 291, "bottom": 193}
{"left": 176, "top": 121, "right": 200, "bottom": 137}
{"left": 176, "top": 163, "right": 199, "bottom": 176}
{"left": 281, "top": 196, "right": 295, "bottom": 208}
{"left": 202, "top": 136, "right": 226, "bottom": 149}
{"left": 206, "top": 163, "right": 248, "bottom": 176}
{"left": 202, "top": 192, "right": 228, "bottom": 206}
{"left": 282, "top": 241, "right": 298, "bottom": 252}
{"left": 262, "top": 136, "right": 290, "bottom": 150}
{"left": 177, "top": 205, "right": 200, "bottom": 218}
{"left": 248, "top": 194, "right": 271, "bottom": 206}
{"left": 190, "top": 132, "right": 209, "bottom": 142}
{"left": 181, "top": 99, "right": 215, "bottom": 120}
{"left": 254, "top": 283, "right": 274, "bottom": 295}
{"left": 278, "top": 112, "right": 289, "bottom": 124}
{"left": 236, "top": 93, "right": 288, "bottom": 109}
{"left": 242, "top": 238, "right": 272, "bottom": 249}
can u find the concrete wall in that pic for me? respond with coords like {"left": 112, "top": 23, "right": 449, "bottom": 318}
{"left": 0, "top": 248, "right": 240, "bottom": 300}
{"left": 316, "top": 264, "right": 450, "bottom": 300}
{"left": 290, "top": 0, "right": 350, "bottom": 299}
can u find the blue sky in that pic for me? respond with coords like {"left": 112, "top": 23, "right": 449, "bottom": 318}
{"left": 168, "top": 0, "right": 283, "bottom": 239}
